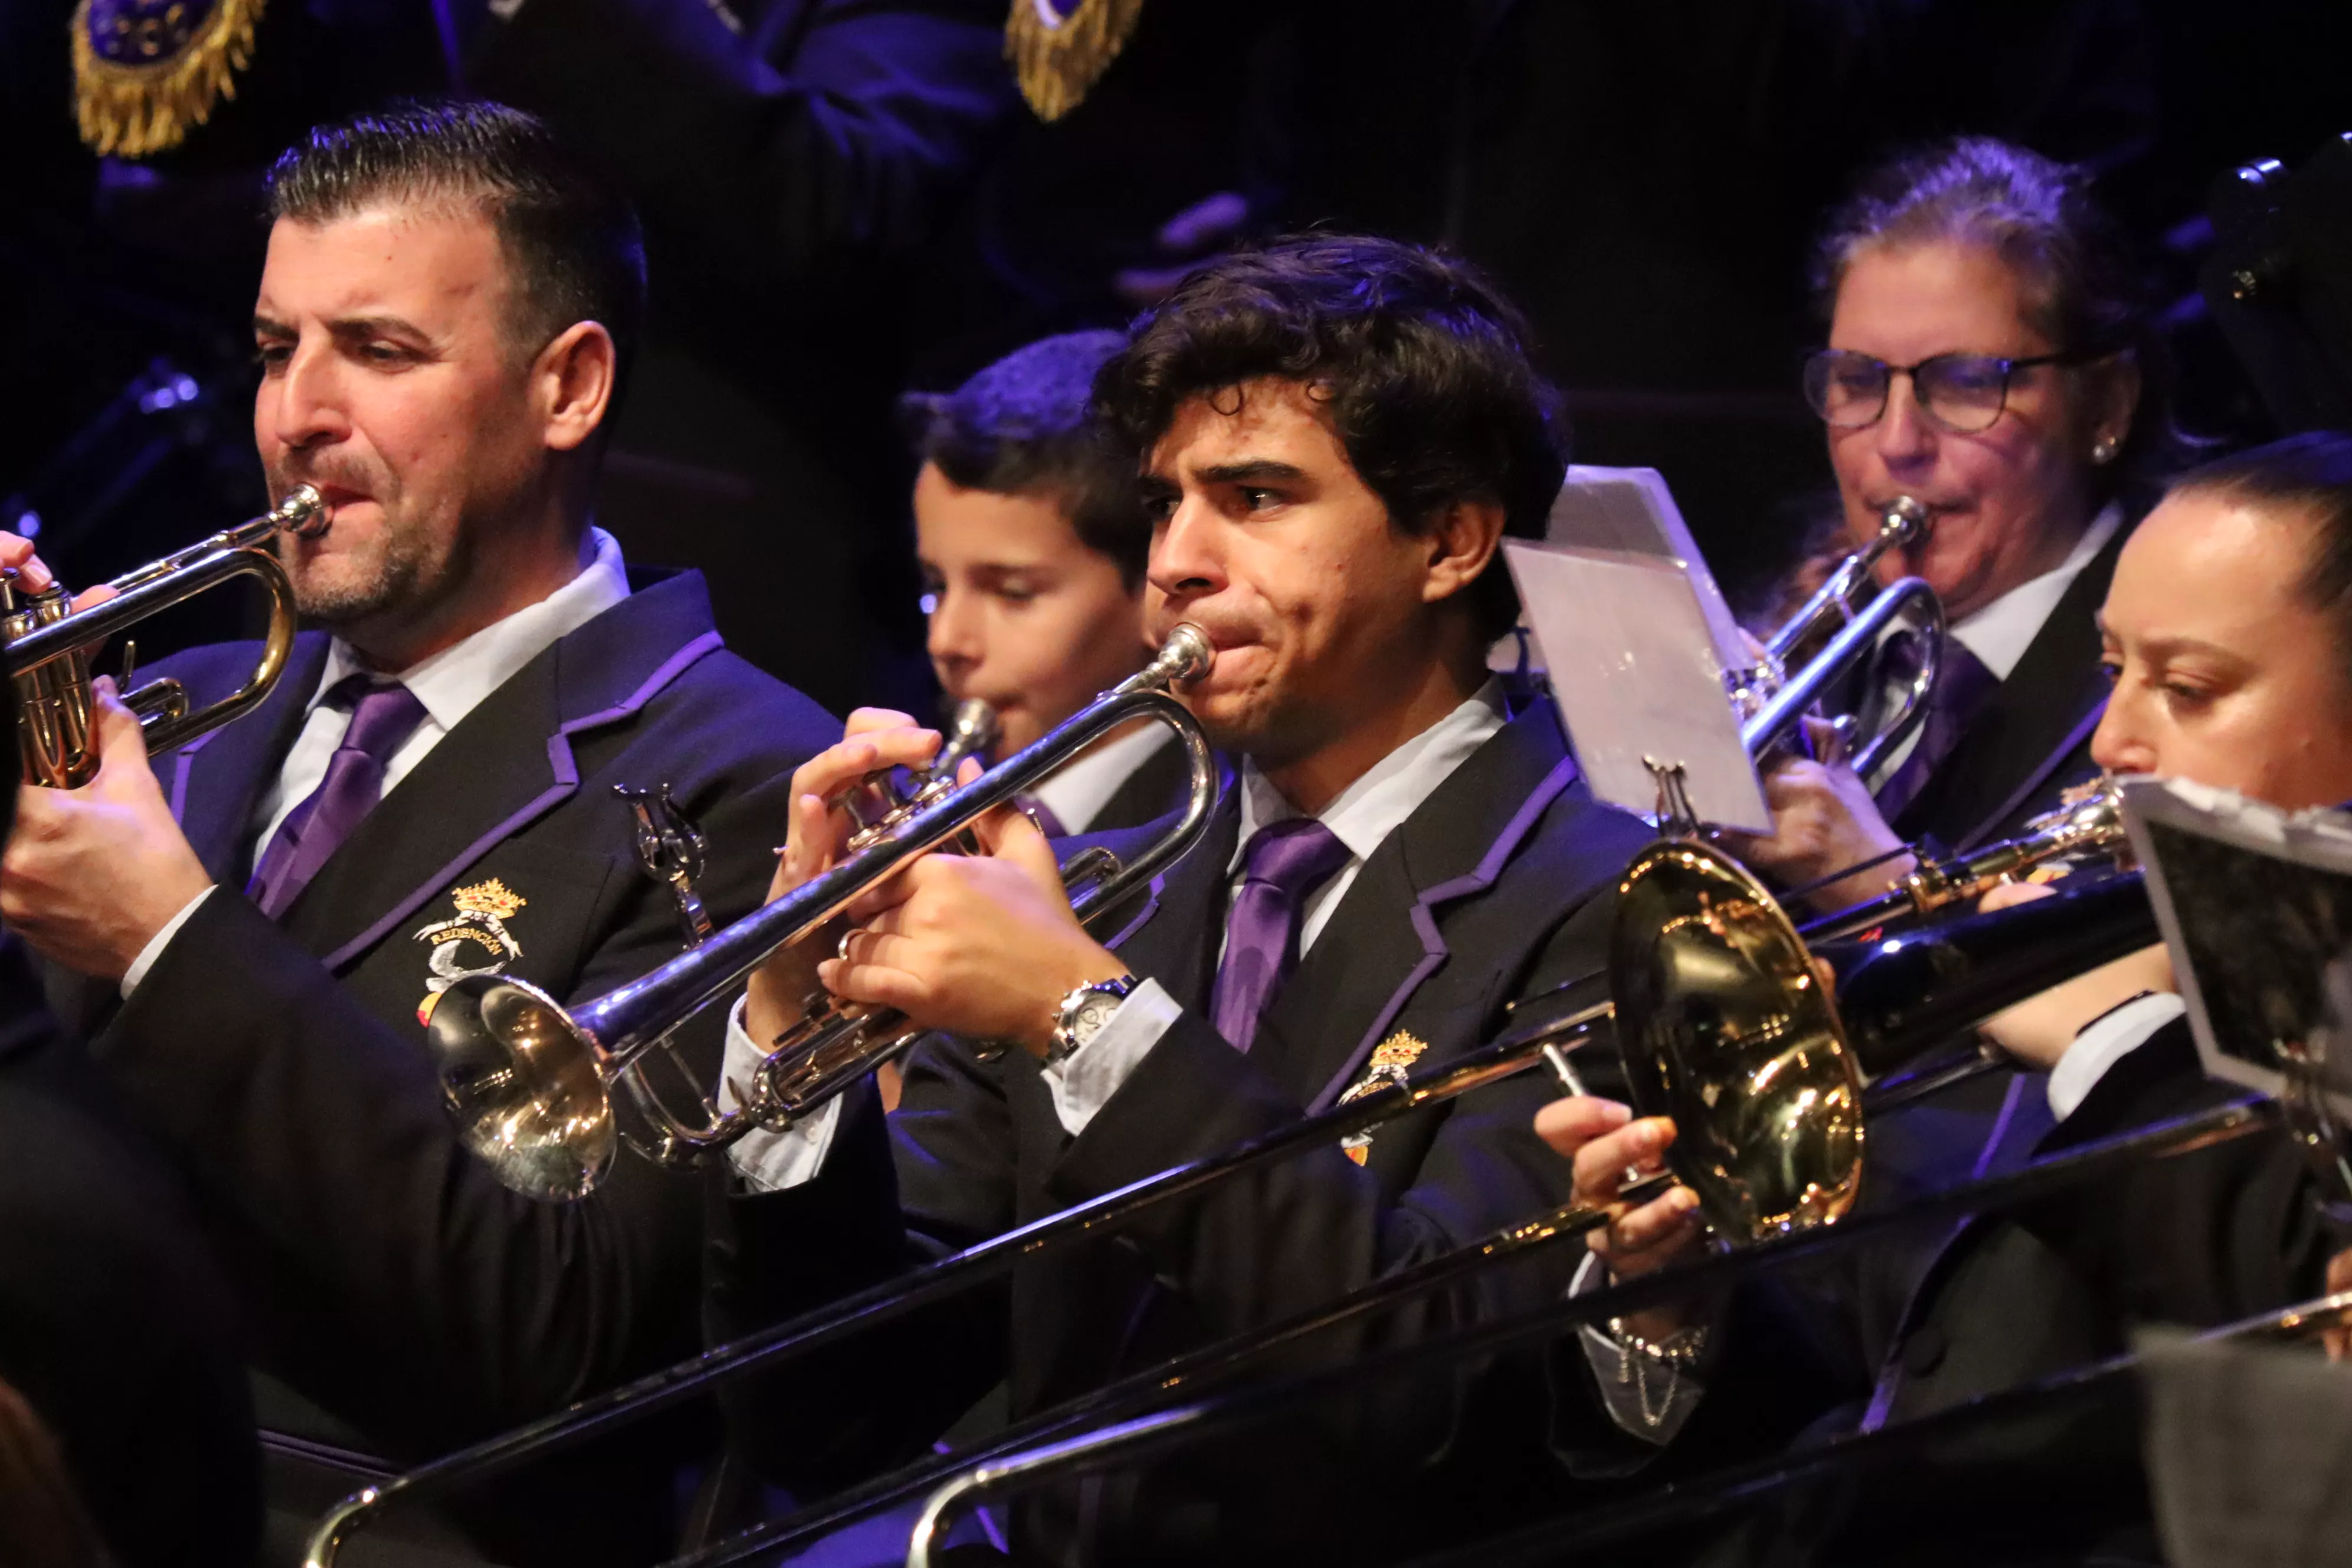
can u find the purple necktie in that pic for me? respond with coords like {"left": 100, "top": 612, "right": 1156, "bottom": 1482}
{"left": 1209, "top": 817, "right": 1353, "bottom": 1051}
{"left": 1871, "top": 629, "right": 2000, "bottom": 824}
{"left": 247, "top": 675, "right": 429, "bottom": 920}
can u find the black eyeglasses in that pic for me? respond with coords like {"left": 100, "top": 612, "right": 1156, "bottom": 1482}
{"left": 1801, "top": 348, "right": 2098, "bottom": 435}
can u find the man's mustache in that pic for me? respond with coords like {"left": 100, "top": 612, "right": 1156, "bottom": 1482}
{"left": 270, "top": 456, "right": 382, "bottom": 501}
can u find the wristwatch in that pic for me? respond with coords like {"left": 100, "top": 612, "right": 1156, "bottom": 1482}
{"left": 1047, "top": 975, "right": 1137, "bottom": 1066}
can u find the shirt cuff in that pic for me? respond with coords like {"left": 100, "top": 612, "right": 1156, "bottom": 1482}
{"left": 718, "top": 994, "right": 844, "bottom": 1193}
{"left": 1570, "top": 1251, "right": 1709, "bottom": 1445}
{"left": 2048, "top": 992, "right": 2187, "bottom": 1122}
{"left": 1040, "top": 976, "right": 1182, "bottom": 1136}
{"left": 120, "top": 886, "right": 216, "bottom": 999}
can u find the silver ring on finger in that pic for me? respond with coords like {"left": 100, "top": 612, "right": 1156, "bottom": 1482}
{"left": 837, "top": 928, "right": 858, "bottom": 965}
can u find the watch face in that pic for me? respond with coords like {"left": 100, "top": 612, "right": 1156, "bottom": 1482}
{"left": 1074, "top": 994, "right": 1122, "bottom": 1037}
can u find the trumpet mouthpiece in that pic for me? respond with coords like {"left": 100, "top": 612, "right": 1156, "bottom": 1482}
{"left": 1157, "top": 623, "right": 1214, "bottom": 685}
{"left": 1881, "top": 496, "right": 1932, "bottom": 545}
{"left": 938, "top": 699, "right": 1001, "bottom": 773}
{"left": 277, "top": 485, "right": 330, "bottom": 538}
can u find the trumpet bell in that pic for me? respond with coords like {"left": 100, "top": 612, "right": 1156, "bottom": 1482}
{"left": 1609, "top": 840, "right": 1864, "bottom": 1239}
{"left": 428, "top": 974, "right": 616, "bottom": 1203}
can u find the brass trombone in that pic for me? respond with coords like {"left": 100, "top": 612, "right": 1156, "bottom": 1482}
{"left": 1803, "top": 774, "right": 2127, "bottom": 942}
{"left": 907, "top": 1279, "right": 2349, "bottom": 1568}
{"left": 430, "top": 624, "right": 1220, "bottom": 1201}
{"left": 4, "top": 484, "right": 325, "bottom": 787}
{"left": 306, "top": 827, "right": 2178, "bottom": 1566}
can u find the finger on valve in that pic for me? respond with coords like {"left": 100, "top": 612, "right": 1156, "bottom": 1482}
{"left": 2327, "top": 1250, "right": 2352, "bottom": 1363}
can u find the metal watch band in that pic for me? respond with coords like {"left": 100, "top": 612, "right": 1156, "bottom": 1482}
{"left": 1046, "top": 975, "right": 1137, "bottom": 1066}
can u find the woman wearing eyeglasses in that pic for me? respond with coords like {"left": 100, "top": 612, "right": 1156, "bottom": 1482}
{"left": 1539, "top": 139, "right": 2198, "bottom": 1460}
{"left": 1730, "top": 137, "right": 2190, "bottom": 915}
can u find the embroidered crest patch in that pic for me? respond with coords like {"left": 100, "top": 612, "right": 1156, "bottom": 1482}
{"left": 413, "top": 878, "right": 527, "bottom": 1025}
{"left": 72, "top": 0, "right": 269, "bottom": 156}
{"left": 1337, "top": 1030, "right": 1429, "bottom": 1165}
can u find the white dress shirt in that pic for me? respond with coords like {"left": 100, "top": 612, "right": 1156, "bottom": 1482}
{"left": 1864, "top": 501, "right": 2123, "bottom": 788}
{"left": 722, "top": 679, "right": 1510, "bottom": 1193}
{"left": 1950, "top": 501, "right": 2124, "bottom": 682}
{"left": 120, "top": 528, "right": 631, "bottom": 995}
{"left": 1028, "top": 721, "right": 1176, "bottom": 837}
{"left": 2048, "top": 991, "right": 2186, "bottom": 1120}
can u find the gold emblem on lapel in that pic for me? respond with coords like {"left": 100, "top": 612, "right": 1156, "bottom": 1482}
{"left": 1337, "top": 1030, "right": 1428, "bottom": 1166}
{"left": 413, "top": 879, "right": 528, "bottom": 1025}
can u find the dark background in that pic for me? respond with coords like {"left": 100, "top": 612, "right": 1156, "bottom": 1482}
{"left": 0, "top": 0, "right": 2345, "bottom": 717}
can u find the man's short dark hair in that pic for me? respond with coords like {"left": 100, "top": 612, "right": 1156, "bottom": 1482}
{"left": 266, "top": 99, "right": 647, "bottom": 408}
{"left": 900, "top": 331, "right": 1149, "bottom": 589}
{"left": 1093, "top": 234, "right": 1568, "bottom": 640}
{"left": 2171, "top": 432, "right": 2352, "bottom": 686}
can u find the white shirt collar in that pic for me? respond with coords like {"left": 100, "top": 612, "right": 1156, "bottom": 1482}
{"left": 1233, "top": 677, "right": 1508, "bottom": 868}
{"left": 1948, "top": 501, "right": 2124, "bottom": 681}
{"left": 311, "top": 527, "right": 630, "bottom": 727}
{"left": 1030, "top": 720, "right": 1175, "bottom": 836}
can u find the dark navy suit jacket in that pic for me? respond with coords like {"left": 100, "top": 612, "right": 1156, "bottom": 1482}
{"left": 1698, "top": 1023, "right": 2334, "bottom": 1568}
{"left": 705, "top": 698, "right": 1658, "bottom": 1564}
{"left": 49, "top": 567, "right": 833, "bottom": 1562}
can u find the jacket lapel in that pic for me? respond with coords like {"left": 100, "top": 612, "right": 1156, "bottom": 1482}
{"left": 1249, "top": 703, "right": 1582, "bottom": 1112}
{"left": 270, "top": 570, "right": 727, "bottom": 971}
{"left": 1895, "top": 516, "right": 2131, "bottom": 851}
{"left": 166, "top": 632, "right": 331, "bottom": 886}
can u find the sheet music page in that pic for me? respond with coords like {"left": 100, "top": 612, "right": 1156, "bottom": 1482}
{"left": 2122, "top": 776, "right": 2352, "bottom": 1119}
{"left": 1544, "top": 465, "right": 1752, "bottom": 677}
{"left": 1504, "top": 538, "right": 1771, "bottom": 833}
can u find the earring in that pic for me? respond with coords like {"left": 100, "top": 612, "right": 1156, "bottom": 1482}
{"left": 2092, "top": 435, "right": 2119, "bottom": 465}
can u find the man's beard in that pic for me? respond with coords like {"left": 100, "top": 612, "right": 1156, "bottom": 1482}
{"left": 279, "top": 509, "right": 455, "bottom": 633}
{"left": 1190, "top": 685, "right": 1327, "bottom": 770}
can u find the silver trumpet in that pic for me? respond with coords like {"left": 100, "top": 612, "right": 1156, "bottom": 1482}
{"left": 430, "top": 624, "right": 1220, "bottom": 1201}
{"left": 1736, "top": 495, "right": 1942, "bottom": 775}
{"left": 4, "top": 484, "right": 326, "bottom": 787}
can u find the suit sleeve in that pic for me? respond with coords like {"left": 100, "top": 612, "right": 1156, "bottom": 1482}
{"left": 1058, "top": 903, "right": 1627, "bottom": 1420}
{"left": 704, "top": 1033, "right": 1017, "bottom": 1489}
{"left": 87, "top": 766, "right": 799, "bottom": 1453}
{"left": 2033, "top": 1018, "right": 2335, "bottom": 1328}
{"left": 472, "top": 0, "right": 1012, "bottom": 292}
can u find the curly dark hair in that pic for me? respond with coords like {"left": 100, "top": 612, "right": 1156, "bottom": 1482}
{"left": 899, "top": 331, "right": 1149, "bottom": 589}
{"left": 1093, "top": 234, "right": 1569, "bottom": 639}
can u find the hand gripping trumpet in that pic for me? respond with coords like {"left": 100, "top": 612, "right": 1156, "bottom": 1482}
{"left": 430, "top": 624, "right": 1220, "bottom": 1201}
{"left": 4, "top": 484, "right": 325, "bottom": 787}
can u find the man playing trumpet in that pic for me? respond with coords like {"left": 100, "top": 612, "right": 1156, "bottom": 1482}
{"left": 0, "top": 100, "right": 833, "bottom": 1562}
{"left": 709, "top": 235, "right": 1656, "bottom": 1563}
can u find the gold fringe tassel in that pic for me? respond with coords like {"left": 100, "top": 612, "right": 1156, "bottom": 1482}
{"left": 1004, "top": 0, "right": 1144, "bottom": 123}
{"left": 71, "top": 0, "right": 268, "bottom": 158}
